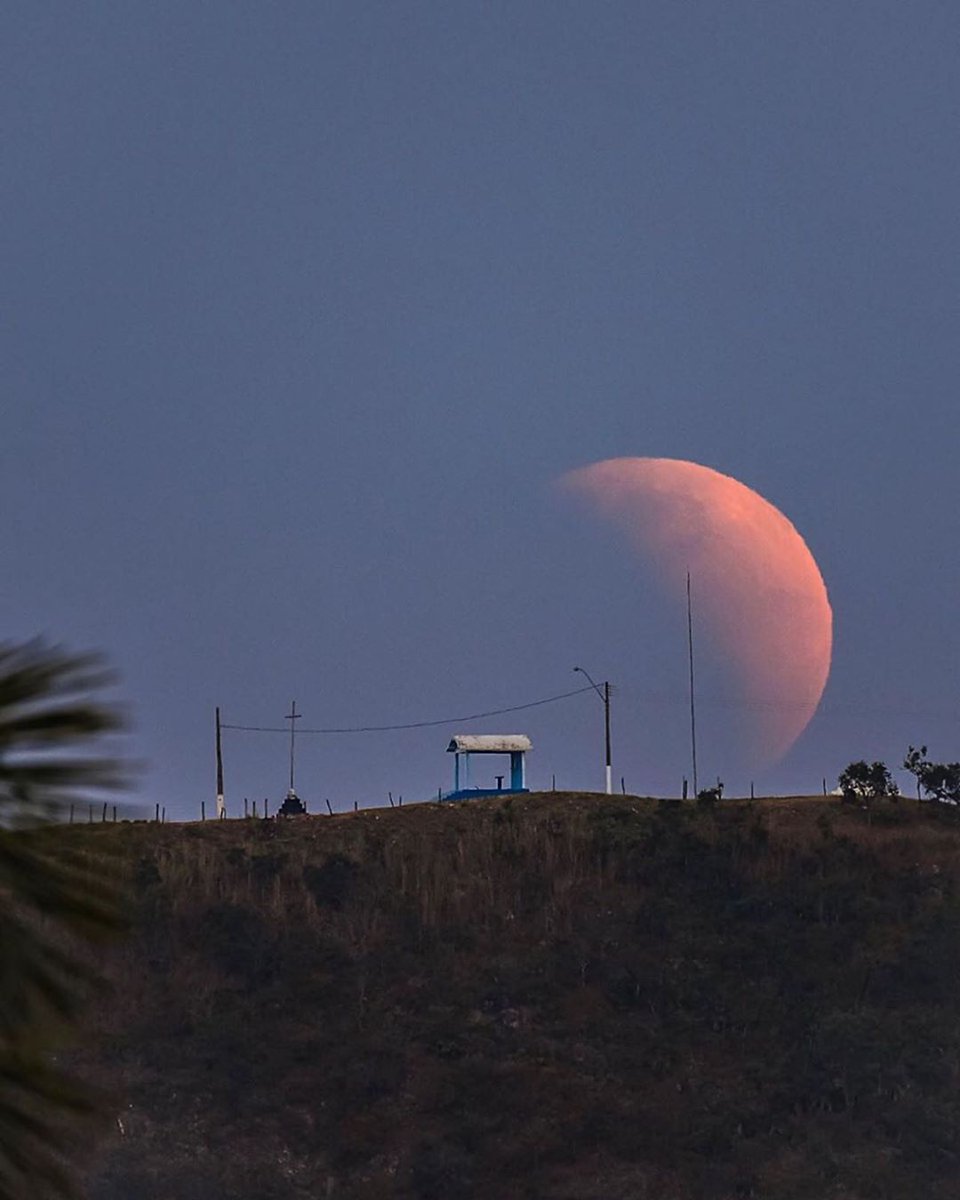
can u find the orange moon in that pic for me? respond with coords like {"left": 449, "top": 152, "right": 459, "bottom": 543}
{"left": 560, "top": 457, "right": 832, "bottom": 763}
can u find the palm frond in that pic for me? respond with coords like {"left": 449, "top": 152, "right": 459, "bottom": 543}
{"left": 0, "top": 640, "right": 129, "bottom": 1199}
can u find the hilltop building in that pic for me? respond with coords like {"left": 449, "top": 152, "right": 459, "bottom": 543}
{"left": 444, "top": 734, "right": 531, "bottom": 801}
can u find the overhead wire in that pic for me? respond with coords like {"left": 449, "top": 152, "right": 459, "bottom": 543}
{"left": 221, "top": 684, "right": 597, "bottom": 735}
{"left": 222, "top": 680, "right": 955, "bottom": 739}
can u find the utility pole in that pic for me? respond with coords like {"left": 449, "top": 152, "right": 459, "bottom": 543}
{"left": 285, "top": 700, "right": 300, "bottom": 793}
{"left": 574, "top": 667, "right": 613, "bottom": 795}
{"left": 603, "top": 680, "right": 612, "bottom": 796}
{"left": 215, "top": 706, "right": 226, "bottom": 818}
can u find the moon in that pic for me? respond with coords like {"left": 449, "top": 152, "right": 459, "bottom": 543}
{"left": 559, "top": 457, "right": 832, "bottom": 764}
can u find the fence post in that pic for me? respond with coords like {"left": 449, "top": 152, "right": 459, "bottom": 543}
{"left": 161, "top": 807, "right": 166, "bottom": 824}
{"left": 264, "top": 799, "right": 269, "bottom": 819}
{"left": 398, "top": 795, "right": 403, "bottom": 807}
{"left": 353, "top": 800, "right": 358, "bottom": 813}
{"left": 822, "top": 777, "right": 827, "bottom": 796}
{"left": 155, "top": 803, "right": 160, "bottom": 823}
{"left": 69, "top": 804, "right": 75, "bottom": 825}
{"left": 325, "top": 798, "right": 334, "bottom": 816}
{"left": 682, "top": 778, "right": 688, "bottom": 801}
{"left": 750, "top": 781, "right": 755, "bottom": 800}
{"left": 388, "top": 792, "right": 395, "bottom": 807}
{"left": 102, "top": 802, "right": 107, "bottom": 823}
{"left": 113, "top": 805, "right": 117, "bottom": 822}
{"left": 244, "top": 797, "right": 249, "bottom": 818}
{"left": 252, "top": 800, "right": 257, "bottom": 819}
{"left": 201, "top": 801, "right": 205, "bottom": 822}
{"left": 620, "top": 777, "right": 626, "bottom": 794}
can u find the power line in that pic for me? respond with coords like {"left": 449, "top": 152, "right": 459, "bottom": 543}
{"left": 221, "top": 684, "right": 597, "bottom": 735}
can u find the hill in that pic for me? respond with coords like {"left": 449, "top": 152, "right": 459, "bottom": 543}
{"left": 72, "top": 791, "right": 960, "bottom": 1199}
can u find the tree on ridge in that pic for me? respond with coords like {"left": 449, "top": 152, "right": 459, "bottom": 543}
{"left": 904, "top": 746, "right": 960, "bottom": 804}
{"left": 838, "top": 760, "right": 899, "bottom": 802}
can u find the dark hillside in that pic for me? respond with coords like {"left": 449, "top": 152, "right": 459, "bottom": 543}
{"left": 74, "top": 793, "right": 960, "bottom": 1199}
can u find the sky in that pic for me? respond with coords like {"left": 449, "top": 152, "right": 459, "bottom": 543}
{"left": 5, "top": 2, "right": 960, "bottom": 817}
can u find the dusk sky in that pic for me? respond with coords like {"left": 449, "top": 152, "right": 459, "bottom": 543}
{"left": 6, "top": 3, "right": 960, "bottom": 817}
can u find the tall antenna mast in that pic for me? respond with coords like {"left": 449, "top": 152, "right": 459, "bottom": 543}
{"left": 285, "top": 700, "right": 300, "bottom": 793}
{"left": 687, "top": 571, "right": 699, "bottom": 797}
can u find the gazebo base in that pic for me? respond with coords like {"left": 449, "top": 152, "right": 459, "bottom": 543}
{"left": 441, "top": 787, "right": 529, "bottom": 803}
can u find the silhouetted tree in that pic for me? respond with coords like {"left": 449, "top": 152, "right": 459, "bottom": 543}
{"left": 0, "top": 640, "right": 128, "bottom": 1199}
{"left": 904, "top": 746, "right": 960, "bottom": 804}
{"left": 838, "top": 761, "right": 899, "bottom": 802}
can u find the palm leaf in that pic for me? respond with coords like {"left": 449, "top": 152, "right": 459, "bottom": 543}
{"left": 0, "top": 640, "right": 129, "bottom": 1199}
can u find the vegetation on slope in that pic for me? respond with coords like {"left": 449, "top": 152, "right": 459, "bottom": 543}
{"left": 77, "top": 792, "right": 960, "bottom": 1200}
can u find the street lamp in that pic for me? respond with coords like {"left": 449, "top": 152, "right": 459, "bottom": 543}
{"left": 574, "top": 667, "right": 612, "bottom": 795}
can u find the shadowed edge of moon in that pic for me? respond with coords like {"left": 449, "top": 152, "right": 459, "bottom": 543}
{"left": 558, "top": 457, "right": 833, "bottom": 765}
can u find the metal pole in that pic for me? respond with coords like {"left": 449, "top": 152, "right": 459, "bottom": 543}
{"left": 285, "top": 700, "right": 300, "bottom": 792}
{"left": 604, "top": 680, "right": 612, "bottom": 795}
{"left": 686, "top": 571, "right": 699, "bottom": 797}
{"left": 574, "top": 667, "right": 613, "bottom": 794}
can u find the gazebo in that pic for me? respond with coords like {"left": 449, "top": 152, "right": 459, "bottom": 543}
{"left": 444, "top": 734, "right": 532, "bottom": 800}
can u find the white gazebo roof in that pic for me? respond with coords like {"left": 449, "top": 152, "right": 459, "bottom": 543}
{"left": 447, "top": 734, "right": 532, "bottom": 754}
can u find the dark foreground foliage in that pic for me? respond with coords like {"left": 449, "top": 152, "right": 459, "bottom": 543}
{"left": 0, "top": 641, "right": 127, "bottom": 1200}
{"left": 75, "top": 793, "right": 960, "bottom": 1200}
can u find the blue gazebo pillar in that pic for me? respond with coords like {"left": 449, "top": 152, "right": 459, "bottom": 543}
{"left": 510, "top": 751, "right": 525, "bottom": 791}
{"left": 454, "top": 752, "right": 472, "bottom": 792}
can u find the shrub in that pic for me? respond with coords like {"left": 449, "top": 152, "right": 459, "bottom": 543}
{"left": 838, "top": 761, "right": 898, "bottom": 802}
{"left": 697, "top": 782, "right": 724, "bottom": 806}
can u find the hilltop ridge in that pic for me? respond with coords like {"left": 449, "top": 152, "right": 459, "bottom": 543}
{"left": 77, "top": 791, "right": 960, "bottom": 1199}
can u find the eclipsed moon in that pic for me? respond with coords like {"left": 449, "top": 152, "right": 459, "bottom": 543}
{"left": 559, "top": 457, "right": 832, "bottom": 763}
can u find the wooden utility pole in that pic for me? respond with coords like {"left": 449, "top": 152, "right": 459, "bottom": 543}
{"left": 603, "top": 681, "right": 612, "bottom": 795}
{"left": 574, "top": 667, "right": 613, "bottom": 794}
{"left": 216, "top": 706, "right": 225, "bottom": 818}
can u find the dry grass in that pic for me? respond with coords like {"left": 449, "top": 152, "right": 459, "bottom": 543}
{"left": 66, "top": 791, "right": 960, "bottom": 1200}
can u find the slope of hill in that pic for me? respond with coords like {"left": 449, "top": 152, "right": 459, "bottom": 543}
{"left": 74, "top": 792, "right": 960, "bottom": 1199}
